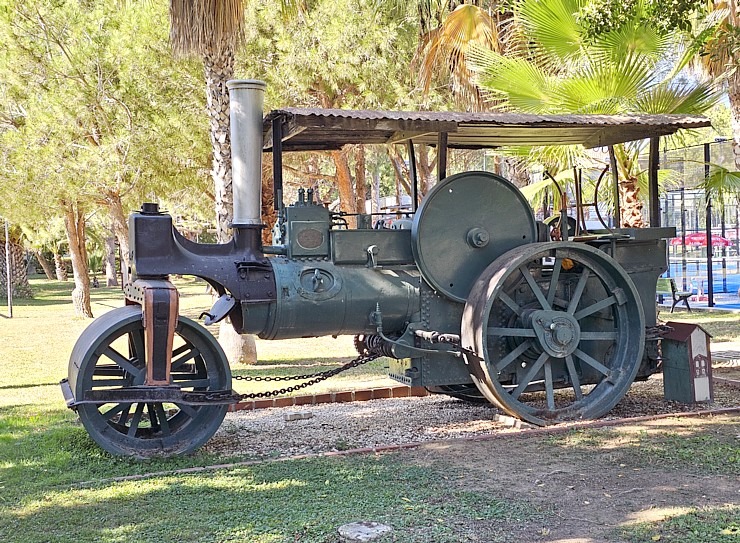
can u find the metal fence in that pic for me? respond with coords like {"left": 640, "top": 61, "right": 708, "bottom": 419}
{"left": 660, "top": 139, "right": 740, "bottom": 308}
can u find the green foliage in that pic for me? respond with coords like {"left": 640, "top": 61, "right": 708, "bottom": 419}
{"left": 242, "top": 0, "right": 422, "bottom": 111}
{"left": 0, "top": 0, "right": 212, "bottom": 228}
{"left": 469, "top": 0, "right": 721, "bottom": 218}
{"left": 577, "top": 0, "right": 706, "bottom": 37}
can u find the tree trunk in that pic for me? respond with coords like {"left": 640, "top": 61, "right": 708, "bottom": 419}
{"left": 106, "top": 192, "right": 129, "bottom": 286}
{"left": 104, "top": 233, "right": 118, "bottom": 287}
{"left": 619, "top": 177, "right": 646, "bottom": 228}
{"left": 387, "top": 145, "right": 413, "bottom": 200}
{"left": 34, "top": 250, "right": 55, "bottom": 280}
{"left": 354, "top": 145, "right": 367, "bottom": 214}
{"left": 332, "top": 148, "right": 355, "bottom": 214}
{"left": 202, "top": 42, "right": 256, "bottom": 364}
{"left": 63, "top": 201, "right": 93, "bottom": 318}
{"left": 416, "top": 144, "right": 437, "bottom": 195}
{"left": 0, "top": 241, "right": 33, "bottom": 298}
{"left": 261, "top": 159, "right": 276, "bottom": 246}
{"left": 203, "top": 43, "right": 236, "bottom": 244}
{"left": 728, "top": 69, "right": 740, "bottom": 170}
{"left": 54, "top": 252, "right": 68, "bottom": 281}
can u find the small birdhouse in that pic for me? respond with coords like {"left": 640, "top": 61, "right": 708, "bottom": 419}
{"left": 661, "top": 322, "right": 713, "bottom": 404}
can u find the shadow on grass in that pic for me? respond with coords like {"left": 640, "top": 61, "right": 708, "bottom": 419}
{"left": 546, "top": 418, "right": 740, "bottom": 475}
{"left": 0, "top": 381, "right": 60, "bottom": 390}
{"left": 0, "top": 447, "right": 532, "bottom": 543}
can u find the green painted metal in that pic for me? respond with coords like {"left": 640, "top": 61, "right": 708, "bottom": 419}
{"left": 411, "top": 171, "right": 537, "bottom": 302}
{"left": 461, "top": 242, "right": 645, "bottom": 425}
{"left": 243, "top": 259, "right": 421, "bottom": 340}
{"left": 69, "top": 306, "right": 230, "bottom": 457}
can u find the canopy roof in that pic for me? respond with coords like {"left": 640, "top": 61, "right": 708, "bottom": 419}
{"left": 263, "top": 108, "right": 710, "bottom": 152}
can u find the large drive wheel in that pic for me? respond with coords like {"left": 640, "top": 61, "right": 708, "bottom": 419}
{"left": 68, "top": 306, "right": 231, "bottom": 457}
{"left": 462, "top": 242, "right": 644, "bottom": 426}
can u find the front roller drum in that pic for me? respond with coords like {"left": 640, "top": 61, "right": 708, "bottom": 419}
{"left": 67, "top": 306, "right": 231, "bottom": 457}
{"left": 462, "top": 242, "right": 645, "bottom": 425}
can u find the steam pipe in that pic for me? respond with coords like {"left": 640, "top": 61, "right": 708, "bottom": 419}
{"left": 226, "top": 79, "right": 266, "bottom": 226}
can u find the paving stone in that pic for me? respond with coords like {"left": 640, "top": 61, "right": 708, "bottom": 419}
{"left": 284, "top": 411, "right": 314, "bottom": 422}
{"left": 338, "top": 521, "right": 392, "bottom": 542}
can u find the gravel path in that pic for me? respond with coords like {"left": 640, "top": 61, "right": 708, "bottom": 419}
{"left": 203, "top": 375, "right": 740, "bottom": 459}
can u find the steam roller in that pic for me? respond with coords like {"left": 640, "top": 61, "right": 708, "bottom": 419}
{"left": 61, "top": 79, "right": 699, "bottom": 456}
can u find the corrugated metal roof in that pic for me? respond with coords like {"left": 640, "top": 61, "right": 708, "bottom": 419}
{"left": 263, "top": 108, "right": 711, "bottom": 151}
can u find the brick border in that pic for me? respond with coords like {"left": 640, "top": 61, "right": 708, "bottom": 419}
{"left": 228, "top": 386, "right": 430, "bottom": 412}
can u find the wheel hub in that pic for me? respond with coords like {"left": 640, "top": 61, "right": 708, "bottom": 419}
{"left": 530, "top": 310, "right": 580, "bottom": 358}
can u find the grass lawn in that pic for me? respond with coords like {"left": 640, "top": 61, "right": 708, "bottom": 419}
{"left": 1, "top": 277, "right": 737, "bottom": 542}
{"left": 0, "top": 278, "right": 533, "bottom": 543}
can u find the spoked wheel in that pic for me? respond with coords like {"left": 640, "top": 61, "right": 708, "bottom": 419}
{"left": 68, "top": 306, "right": 231, "bottom": 457}
{"left": 462, "top": 242, "right": 644, "bottom": 426}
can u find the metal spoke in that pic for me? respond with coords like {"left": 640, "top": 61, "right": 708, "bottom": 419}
{"left": 573, "top": 348, "right": 610, "bottom": 376}
{"left": 487, "top": 327, "right": 537, "bottom": 338}
{"left": 175, "top": 403, "right": 197, "bottom": 418}
{"left": 102, "top": 403, "right": 126, "bottom": 421}
{"left": 495, "top": 340, "right": 533, "bottom": 372}
{"left": 565, "top": 355, "right": 583, "bottom": 400}
{"left": 499, "top": 291, "right": 524, "bottom": 317}
{"left": 574, "top": 296, "right": 616, "bottom": 320}
{"left": 519, "top": 265, "right": 550, "bottom": 310}
{"left": 91, "top": 379, "right": 130, "bottom": 388}
{"left": 171, "top": 347, "right": 199, "bottom": 371}
{"left": 103, "top": 347, "right": 145, "bottom": 379}
{"left": 147, "top": 403, "right": 159, "bottom": 429}
{"left": 154, "top": 403, "right": 171, "bottom": 436}
{"left": 567, "top": 268, "right": 590, "bottom": 314}
{"left": 93, "top": 365, "right": 126, "bottom": 376}
{"left": 544, "top": 359, "right": 555, "bottom": 410}
{"left": 510, "top": 352, "right": 548, "bottom": 400}
{"left": 128, "top": 329, "right": 145, "bottom": 365}
{"left": 546, "top": 258, "right": 562, "bottom": 307}
{"left": 127, "top": 403, "right": 145, "bottom": 437}
{"left": 579, "top": 331, "right": 618, "bottom": 340}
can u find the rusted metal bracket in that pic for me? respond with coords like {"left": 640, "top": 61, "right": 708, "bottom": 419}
{"left": 124, "top": 279, "right": 179, "bottom": 386}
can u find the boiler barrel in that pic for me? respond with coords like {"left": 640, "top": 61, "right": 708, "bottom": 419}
{"left": 241, "top": 259, "right": 421, "bottom": 340}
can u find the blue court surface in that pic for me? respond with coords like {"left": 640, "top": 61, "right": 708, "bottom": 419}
{"left": 666, "top": 258, "right": 740, "bottom": 310}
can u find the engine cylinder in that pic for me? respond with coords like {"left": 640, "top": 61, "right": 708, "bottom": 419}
{"left": 241, "top": 259, "right": 420, "bottom": 340}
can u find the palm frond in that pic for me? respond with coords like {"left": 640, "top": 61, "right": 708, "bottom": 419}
{"left": 170, "top": 0, "right": 244, "bottom": 56}
{"left": 590, "top": 19, "right": 671, "bottom": 64}
{"left": 468, "top": 45, "right": 554, "bottom": 113}
{"left": 633, "top": 81, "right": 722, "bottom": 114}
{"left": 517, "top": 0, "right": 587, "bottom": 69}
{"left": 554, "top": 52, "right": 654, "bottom": 112}
{"left": 417, "top": 4, "right": 499, "bottom": 107}
{"left": 702, "top": 165, "right": 740, "bottom": 197}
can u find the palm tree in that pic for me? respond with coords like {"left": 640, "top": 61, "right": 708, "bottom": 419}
{"left": 169, "top": 0, "right": 259, "bottom": 363}
{"left": 688, "top": 0, "right": 740, "bottom": 169}
{"left": 467, "top": 0, "right": 720, "bottom": 227}
{"left": 169, "top": 0, "right": 245, "bottom": 243}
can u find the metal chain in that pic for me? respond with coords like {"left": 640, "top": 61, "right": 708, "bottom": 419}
{"left": 202, "top": 351, "right": 381, "bottom": 402}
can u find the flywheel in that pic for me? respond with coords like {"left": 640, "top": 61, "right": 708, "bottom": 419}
{"left": 411, "top": 171, "right": 537, "bottom": 302}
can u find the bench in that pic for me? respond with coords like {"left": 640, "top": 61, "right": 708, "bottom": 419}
{"left": 656, "top": 278, "right": 692, "bottom": 313}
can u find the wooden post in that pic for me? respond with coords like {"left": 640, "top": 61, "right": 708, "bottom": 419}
{"left": 648, "top": 137, "right": 660, "bottom": 227}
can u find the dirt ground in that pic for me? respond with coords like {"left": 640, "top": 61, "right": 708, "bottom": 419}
{"left": 402, "top": 414, "right": 740, "bottom": 543}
